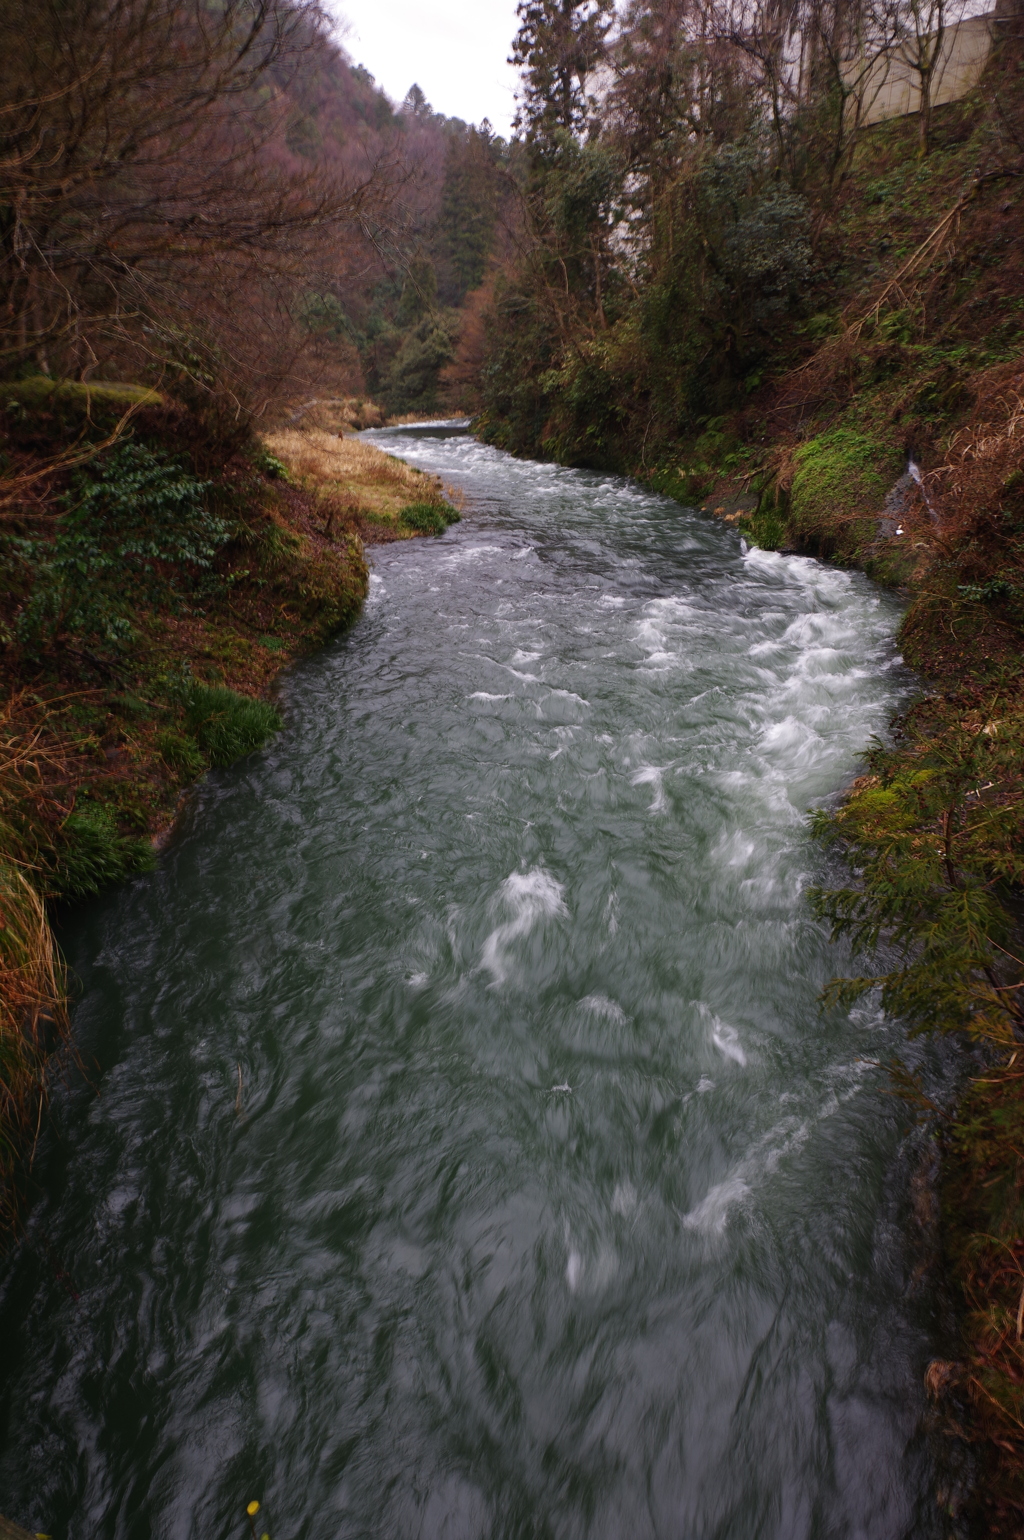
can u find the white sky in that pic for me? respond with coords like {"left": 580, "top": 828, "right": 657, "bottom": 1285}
{"left": 329, "top": 1, "right": 522, "bottom": 135}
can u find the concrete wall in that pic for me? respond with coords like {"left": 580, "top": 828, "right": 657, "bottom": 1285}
{"left": 844, "top": 11, "right": 994, "bottom": 124}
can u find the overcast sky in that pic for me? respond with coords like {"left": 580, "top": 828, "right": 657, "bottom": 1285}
{"left": 329, "top": 1, "right": 522, "bottom": 135}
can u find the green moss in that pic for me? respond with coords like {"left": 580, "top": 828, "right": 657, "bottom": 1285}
{"left": 791, "top": 427, "right": 895, "bottom": 524}
{"left": 0, "top": 377, "right": 162, "bottom": 410}
{"left": 0, "top": 377, "right": 163, "bottom": 438}
{"left": 785, "top": 426, "right": 900, "bottom": 558}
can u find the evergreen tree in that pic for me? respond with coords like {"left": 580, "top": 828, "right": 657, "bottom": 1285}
{"left": 435, "top": 127, "right": 502, "bottom": 304}
{"left": 510, "top": 0, "right": 613, "bottom": 146}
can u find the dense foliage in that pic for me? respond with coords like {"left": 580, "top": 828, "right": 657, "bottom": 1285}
{"left": 14, "top": 445, "right": 225, "bottom": 651}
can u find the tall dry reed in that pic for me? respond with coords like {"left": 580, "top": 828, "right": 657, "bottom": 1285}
{"left": 0, "top": 696, "right": 70, "bottom": 1232}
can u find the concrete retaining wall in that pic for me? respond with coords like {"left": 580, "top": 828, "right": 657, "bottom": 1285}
{"left": 844, "top": 11, "right": 994, "bottom": 124}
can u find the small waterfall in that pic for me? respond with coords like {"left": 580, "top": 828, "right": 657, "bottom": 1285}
{"left": 908, "top": 459, "right": 939, "bottom": 525}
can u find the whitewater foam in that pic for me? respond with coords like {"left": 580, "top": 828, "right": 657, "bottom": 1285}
{"left": 479, "top": 868, "right": 569, "bottom": 984}
{"left": 630, "top": 764, "right": 670, "bottom": 814}
{"left": 578, "top": 994, "right": 627, "bottom": 1025}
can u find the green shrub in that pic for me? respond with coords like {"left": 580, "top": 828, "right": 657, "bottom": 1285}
{"left": 16, "top": 442, "right": 229, "bottom": 649}
{"left": 184, "top": 684, "right": 281, "bottom": 766}
{"left": 254, "top": 448, "right": 292, "bottom": 483}
{"left": 649, "top": 463, "right": 716, "bottom": 506}
{"left": 399, "top": 501, "right": 459, "bottom": 536}
{"left": 52, "top": 804, "right": 155, "bottom": 900}
{"left": 742, "top": 508, "right": 787, "bottom": 550}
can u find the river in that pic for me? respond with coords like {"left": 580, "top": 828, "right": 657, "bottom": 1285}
{"left": 0, "top": 425, "right": 944, "bottom": 1539}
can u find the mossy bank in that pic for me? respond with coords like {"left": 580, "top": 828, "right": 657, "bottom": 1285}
{"left": 0, "top": 380, "right": 457, "bottom": 1230}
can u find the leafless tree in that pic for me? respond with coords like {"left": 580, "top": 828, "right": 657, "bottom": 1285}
{"left": 0, "top": 0, "right": 399, "bottom": 415}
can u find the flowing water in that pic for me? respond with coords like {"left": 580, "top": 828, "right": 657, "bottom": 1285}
{"left": 0, "top": 427, "right": 944, "bottom": 1540}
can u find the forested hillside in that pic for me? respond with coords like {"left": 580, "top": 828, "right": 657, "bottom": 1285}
{"left": 485, "top": 0, "right": 1024, "bottom": 1525}
{"left": 1, "top": 0, "right": 508, "bottom": 420}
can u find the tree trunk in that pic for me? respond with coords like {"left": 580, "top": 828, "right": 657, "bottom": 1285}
{"left": 918, "top": 69, "right": 933, "bottom": 155}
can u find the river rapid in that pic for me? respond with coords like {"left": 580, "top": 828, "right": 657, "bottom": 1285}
{"left": 0, "top": 426, "right": 944, "bottom": 1539}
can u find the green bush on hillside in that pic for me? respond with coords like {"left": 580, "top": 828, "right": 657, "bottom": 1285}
{"left": 16, "top": 442, "right": 229, "bottom": 649}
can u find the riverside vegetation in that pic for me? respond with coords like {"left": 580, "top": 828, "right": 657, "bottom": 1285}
{"left": 475, "top": 0, "right": 1024, "bottom": 1527}
{"left": 0, "top": 380, "right": 456, "bottom": 1230}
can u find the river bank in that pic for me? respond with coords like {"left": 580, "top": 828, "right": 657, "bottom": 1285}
{"left": 710, "top": 393, "right": 1024, "bottom": 1532}
{"left": 0, "top": 423, "right": 942, "bottom": 1539}
{"left": 632, "top": 308, "right": 1024, "bottom": 1529}
{"left": 474, "top": 55, "right": 1024, "bottom": 1519}
{"left": 486, "top": 389, "right": 1024, "bottom": 1529}
{"left": 0, "top": 382, "right": 457, "bottom": 1229}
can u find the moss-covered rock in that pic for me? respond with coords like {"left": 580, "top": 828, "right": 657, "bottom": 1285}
{"left": 0, "top": 377, "right": 164, "bottom": 443}
{"left": 787, "top": 426, "right": 901, "bottom": 559}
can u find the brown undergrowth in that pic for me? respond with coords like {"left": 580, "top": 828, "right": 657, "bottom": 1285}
{"left": 263, "top": 426, "right": 458, "bottom": 540}
{"left": 0, "top": 700, "right": 70, "bottom": 1232}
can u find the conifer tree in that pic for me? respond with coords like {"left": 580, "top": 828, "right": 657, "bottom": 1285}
{"left": 510, "top": 0, "right": 614, "bottom": 146}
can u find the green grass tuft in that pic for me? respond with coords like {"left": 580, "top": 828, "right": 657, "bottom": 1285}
{"left": 53, "top": 804, "right": 156, "bottom": 900}
{"left": 741, "top": 508, "right": 787, "bottom": 550}
{"left": 155, "top": 727, "right": 206, "bottom": 778}
{"left": 398, "top": 501, "right": 460, "bottom": 536}
{"left": 184, "top": 684, "right": 281, "bottom": 766}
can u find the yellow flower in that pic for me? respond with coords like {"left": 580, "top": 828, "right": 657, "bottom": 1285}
{"left": 247, "top": 1502, "right": 260, "bottom": 1517}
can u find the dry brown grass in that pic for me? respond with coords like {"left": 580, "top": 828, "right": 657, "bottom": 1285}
{"left": 929, "top": 365, "right": 1024, "bottom": 572}
{"left": 0, "top": 696, "right": 70, "bottom": 1232}
{"left": 263, "top": 428, "right": 448, "bottom": 534}
{"left": 0, "top": 864, "right": 68, "bottom": 1210}
{"left": 284, "top": 398, "right": 386, "bottom": 433}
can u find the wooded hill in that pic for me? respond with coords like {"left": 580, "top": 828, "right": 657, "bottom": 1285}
{"left": 1, "top": 0, "right": 509, "bottom": 421}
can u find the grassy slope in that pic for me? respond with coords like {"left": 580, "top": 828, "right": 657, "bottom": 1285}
{"left": 0, "top": 386, "right": 456, "bottom": 1230}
